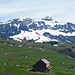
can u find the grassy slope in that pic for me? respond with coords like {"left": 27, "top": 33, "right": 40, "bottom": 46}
{"left": 0, "top": 65, "right": 47, "bottom": 75}
{"left": 0, "top": 39, "right": 75, "bottom": 75}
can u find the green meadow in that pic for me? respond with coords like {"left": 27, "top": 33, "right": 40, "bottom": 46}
{"left": 0, "top": 39, "right": 75, "bottom": 75}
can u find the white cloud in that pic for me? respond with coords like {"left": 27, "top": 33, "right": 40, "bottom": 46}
{"left": 0, "top": 7, "right": 35, "bottom": 15}
{"left": 0, "top": 0, "right": 75, "bottom": 23}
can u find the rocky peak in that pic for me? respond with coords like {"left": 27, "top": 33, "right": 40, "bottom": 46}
{"left": 42, "top": 16, "right": 53, "bottom": 21}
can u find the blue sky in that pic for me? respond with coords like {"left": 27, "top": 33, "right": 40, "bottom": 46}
{"left": 0, "top": 0, "right": 75, "bottom": 24}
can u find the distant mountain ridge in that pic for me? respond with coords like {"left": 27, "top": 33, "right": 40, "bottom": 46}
{"left": 0, "top": 16, "right": 75, "bottom": 43}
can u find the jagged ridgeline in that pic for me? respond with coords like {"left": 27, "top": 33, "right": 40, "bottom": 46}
{"left": 0, "top": 16, "right": 75, "bottom": 43}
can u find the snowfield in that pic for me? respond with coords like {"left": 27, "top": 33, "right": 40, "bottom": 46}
{"left": 1, "top": 16, "right": 75, "bottom": 43}
{"left": 10, "top": 30, "right": 57, "bottom": 42}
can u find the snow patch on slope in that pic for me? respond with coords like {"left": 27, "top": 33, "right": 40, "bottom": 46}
{"left": 18, "top": 17, "right": 28, "bottom": 21}
{"left": 10, "top": 30, "right": 57, "bottom": 42}
{"left": 0, "top": 20, "right": 14, "bottom": 25}
{"left": 14, "top": 24, "right": 20, "bottom": 28}
{"left": 42, "top": 20, "right": 64, "bottom": 27}
{"left": 30, "top": 29, "right": 75, "bottom": 36}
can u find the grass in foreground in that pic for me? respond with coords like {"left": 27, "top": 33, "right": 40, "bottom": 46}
{"left": 0, "top": 39, "right": 75, "bottom": 75}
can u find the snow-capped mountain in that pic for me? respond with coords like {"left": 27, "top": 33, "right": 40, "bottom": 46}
{"left": 0, "top": 16, "right": 75, "bottom": 43}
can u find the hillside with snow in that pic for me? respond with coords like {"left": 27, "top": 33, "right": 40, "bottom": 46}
{"left": 0, "top": 16, "right": 75, "bottom": 43}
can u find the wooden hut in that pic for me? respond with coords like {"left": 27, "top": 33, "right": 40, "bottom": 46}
{"left": 9, "top": 58, "right": 15, "bottom": 60}
{"left": 33, "top": 59, "right": 51, "bottom": 72}
{"left": 5, "top": 53, "right": 10, "bottom": 55}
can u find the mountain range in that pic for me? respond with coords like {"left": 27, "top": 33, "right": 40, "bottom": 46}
{"left": 0, "top": 16, "right": 75, "bottom": 43}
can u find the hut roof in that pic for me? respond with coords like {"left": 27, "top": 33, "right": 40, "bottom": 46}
{"left": 41, "top": 59, "right": 50, "bottom": 64}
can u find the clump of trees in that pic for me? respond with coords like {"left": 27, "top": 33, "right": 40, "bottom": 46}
{"left": 43, "top": 41, "right": 58, "bottom": 45}
{"left": 56, "top": 48, "right": 75, "bottom": 58}
{"left": 30, "top": 43, "right": 75, "bottom": 58}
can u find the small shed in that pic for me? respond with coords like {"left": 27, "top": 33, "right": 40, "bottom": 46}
{"left": 3, "top": 63, "right": 10, "bottom": 65}
{"left": 33, "top": 59, "right": 51, "bottom": 72}
{"left": 5, "top": 53, "right": 10, "bottom": 55}
{"left": 9, "top": 58, "right": 15, "bottom": 60}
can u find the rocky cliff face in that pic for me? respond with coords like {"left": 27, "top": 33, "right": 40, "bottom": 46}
{"left": 0, "top": 16, "right": 75, "bottom": 43}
